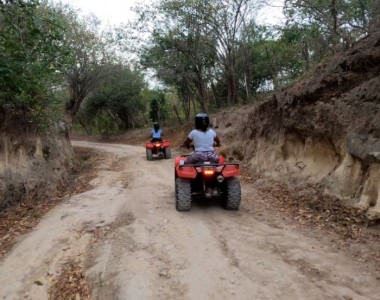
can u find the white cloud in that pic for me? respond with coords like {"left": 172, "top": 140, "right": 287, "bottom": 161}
{"left": 55, "top": 0, "right": 284, "bottom": 27}
{"left": 55, "top": 0, "right": 142, "bottom": 26}
{"left": 256, "top": 0, "right": 285, "bottom": 26}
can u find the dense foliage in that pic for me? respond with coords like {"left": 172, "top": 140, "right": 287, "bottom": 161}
{"left": 77, "top": 64, "right": 147, "bottom": 133}
{"left": 133, "top": 0, "right": 380, "bottom": 114}
{"left": 0, "top": 0, "right": 69, "bottom": 126}
{"left": 0, "top": 0, "right": 379, "bottom": 132}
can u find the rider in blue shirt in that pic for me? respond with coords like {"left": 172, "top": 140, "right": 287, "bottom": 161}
{"left": 181, "top": 113, "right": 221, "bottom": 164}
{"left": 151, "top": 122, "right": 163, "bottom": 142}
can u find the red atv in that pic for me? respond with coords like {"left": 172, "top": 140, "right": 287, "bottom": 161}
{"left": 146, "top": 140, "right": 171, "bottom": 160}
{"left": 174, "top": 152, "right": 241, "bottom": 211}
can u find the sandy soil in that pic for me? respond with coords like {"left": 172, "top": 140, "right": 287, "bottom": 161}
{"left": 0, "top": 141, "right": 379, "bottom": 300}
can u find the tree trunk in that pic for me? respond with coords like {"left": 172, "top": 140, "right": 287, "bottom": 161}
{"left": 211, "top": 82, "right": 219, "bottom": 108}
{"left": 244, "top": 73, "right": 250, "bottom": 101}
{"left": 77, "top": 117, "right": 90, "bottom": 135}
{"left": 180, "top": 93, "right": 191, "bottom": 120}
{"left": 301, "top": 38, "right": 310, "bottom": 73}
{"left": 200, "top": 90, "right": 208, "bottom": 113}
{"left": 265, "top": 46, "right": 278, "bottom": 91}
{"left": 225, "top": 51, "right": 238, "bottom": 105}
{"left": 194, "top": 68, "right": 208, "bottom": 113}
{"left": 330, "top": 0, "right": 339, "bottom": 51}
{"left": 192, "top": 97, "right": 197, "bottom": 115}
{"left": 173, "top": 105, "right": 181, "bottom": 124}
{"left": 66, "top": 78, "right": 88, "bottom": 120}
{"left": 226, "top": 70, "right": 237, "bottom": 105}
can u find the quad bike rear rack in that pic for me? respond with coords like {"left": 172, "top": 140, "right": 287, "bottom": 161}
{"left": 179, "top": 163, "right": 239, "bottom": 167}
{"left": 176, "top": 162, "right": 240, "bottom": 179}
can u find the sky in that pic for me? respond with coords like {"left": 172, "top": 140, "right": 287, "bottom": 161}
{"left": 257, "top": 0, "right": 285, "bottom": 25}
{"left": 56, "top": 0, "right": 144, "bottom": 26}
{"left": 55, "top": 0, "right": 284, "bottom": 87}
{"left": 56, "top": 0, "right": 284, "bottom": 27}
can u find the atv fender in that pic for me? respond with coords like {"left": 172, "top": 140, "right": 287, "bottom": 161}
{"left": 176, "top": 166, "right": 197, "bottom": 179}
{"left": 221, "top": 165, "right": 240, "bottom": 177}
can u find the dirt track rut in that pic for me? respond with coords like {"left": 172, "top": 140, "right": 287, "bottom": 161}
{"left": 0, "top": 141, "right": 379, "bottom": 300}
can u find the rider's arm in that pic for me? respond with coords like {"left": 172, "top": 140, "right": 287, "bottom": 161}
{"left": 181, "top": 137, "right": 192, "bottom": 148}
{"left": 214, "top": 136, "right": 221, "bottom": 147}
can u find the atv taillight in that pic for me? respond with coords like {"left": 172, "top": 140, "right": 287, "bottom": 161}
{"left": 203, "top": 169, "right": 215, "bottom": 176}
{"left": 155, "top": 143, "right": 161, "bottom": 147}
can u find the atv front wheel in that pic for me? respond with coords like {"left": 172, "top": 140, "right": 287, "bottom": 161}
{"left": 164, "top": 147, "right": 171, "bottom": 159}
{"left": 175, "top": 178, "right": 192, "bottom": 211}
{"left": 146, "top": 149, "right": 153, "bottom": 160}
{"left": 223, "top": 177, "right": 241, "bottom": 210}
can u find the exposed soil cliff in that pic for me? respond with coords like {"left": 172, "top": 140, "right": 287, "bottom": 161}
{"left": 0, "top": 119, "right": 73, "bottom": 208}
{"left": 215, "top": 30, "right": 380, "bottom": 220}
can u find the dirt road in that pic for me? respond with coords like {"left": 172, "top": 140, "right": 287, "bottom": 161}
{"left": 0, "top": 141, "right": 379, "bottom": 300}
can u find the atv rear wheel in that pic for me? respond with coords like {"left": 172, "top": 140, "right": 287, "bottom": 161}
{"left": 175, "top": 178, "right": 192, "bottom": 211}
{"left": 164, "top": 147, "right": 171, "bottom": 159}
{"left": 223, "top": 177, "right": 241, "bottom": 210}
{"left": 146, "top": 149, "right": 153, "bottom": 160}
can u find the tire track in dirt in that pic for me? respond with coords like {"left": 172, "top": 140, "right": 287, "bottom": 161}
{"left": 1, "top": 141, "right": 380, "bottom": 300}
{"left": 202, "top": 195, "right": 380, "bottom": 300}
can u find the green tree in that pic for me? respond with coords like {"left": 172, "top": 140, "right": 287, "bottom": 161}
{"left": 0, "top": 0, "right": 70, "bottom": 126}
{"left": 149, "top": 92, "right": 168, "bottom": 124}
{"left": 134, "top": 0, "right": 263, "bottom": 109}
{"left": 284, "top": 0, "right": 379, "bottom": 53}
{"left": 79, "top": 64, "right": 146, "bottom": 132}
{"left": 137, "top": 0, "right": 218, "bottom": 113}
{"left": 202, "top": 0, "right": 261, "bottom": 105}
{"left": 49, "top": 3, "right": 112, "bottom": 121}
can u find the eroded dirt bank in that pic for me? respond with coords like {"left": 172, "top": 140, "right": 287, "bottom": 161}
{"left": 0, "top": 141, "right": 379, "bottom": 300}
{"left": 215, "top": 30, "right": 380, "bottom": 220}
{"left": 0, "top": 121, "right": 73, "bottom": 208}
